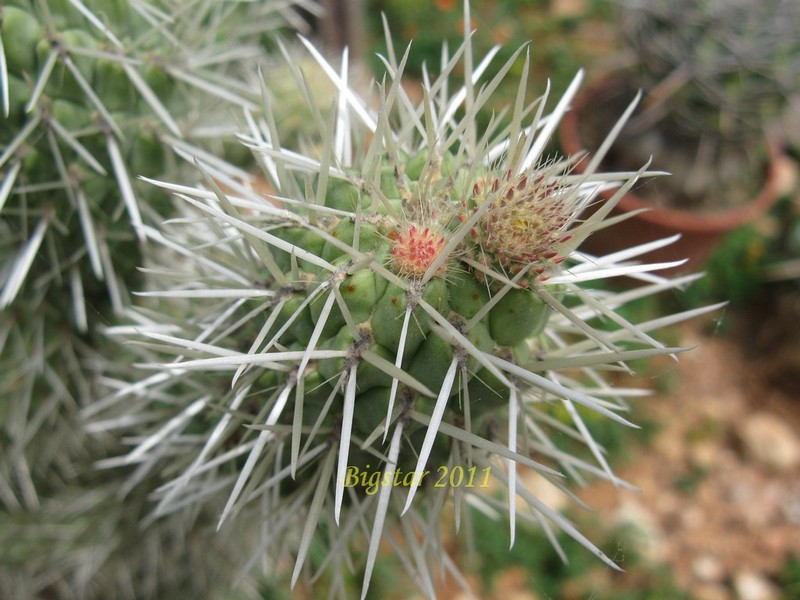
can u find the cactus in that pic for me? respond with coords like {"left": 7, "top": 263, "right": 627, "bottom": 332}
{"left": 93, "top": 12, "right": 716, "bottom": 600}
{"left": 0, "top": 1, "right": 316, "bottom": 598}
{"left": 0, "top": 0, "right": 318, "bottom": 310}
{"left": 617, "top": 0, "right": 800, "bottom": 141}
{"left": 610, "top": 0, "right": 800, "bottom": 208}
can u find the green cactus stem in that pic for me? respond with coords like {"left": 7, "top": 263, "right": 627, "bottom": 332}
{"left": 92, "top": 10, "right": 719, "bottom": 599}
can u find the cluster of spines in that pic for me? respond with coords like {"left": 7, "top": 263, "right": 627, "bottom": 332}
{"left": 387, "top": 223, "right": 449, "bottom": 278}
{"left": 97, "top": 150, "right": 650, "bottom": 599}
{"left": 462, "top": 167, "right": 574, "bottom": 285}
{"left": 0, "top": 0, "right": 306, "bottom": 311}
{"left": 0, "top": 2, "right": 317, "bottom": 599}
{"left": 84, "top": 13, "right": 717, "bottom": 598}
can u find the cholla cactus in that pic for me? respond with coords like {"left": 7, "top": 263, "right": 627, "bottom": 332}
{"left": 0, "top": 1, "right": 317, "bottom": 598}
{"left": 96, "top": 13, "right": 715, "bottom": 599}
{"left": 0, "top": 0, "right": 318, "bottom": 311}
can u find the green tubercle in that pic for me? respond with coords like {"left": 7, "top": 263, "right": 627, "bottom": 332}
{"left": 488, "top": 288, "right": 550, "bottom": 346}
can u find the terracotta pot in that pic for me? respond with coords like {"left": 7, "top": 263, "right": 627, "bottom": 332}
{"left": 559, "top": 76, "right": 783, "bottom": 273}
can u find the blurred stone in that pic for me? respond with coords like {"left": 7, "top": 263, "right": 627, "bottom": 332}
{"left": 491, "top": 565, "right": 539, "bottom": 600}
{"left": 550, "top": 0, "right": 585, "bottom": 18}
{"left": 680, "top": 505, "right": 706, "bottom": 529}
{"left": 690, "top": 441, "right": 722, "bottom": 470}
{"left": 613, "top": 498, "right": 667, "bottom": 564}
{"left": 505, "top": 592, "right": 540, "bottom": 600}
{"left": 773, "top": 152, "right": 799, "bottom": 197}
{"left": 731, "top": 477, "right": 786, "bottom": 533}
{"left": 559, "top": 568, "right": 611, "bottom": 600}
{"left": 782, "top": 487, "right": 800, "bottom": 524}
{"left": 738, "top": 412, "right": 800, "bottom": 472}
{"left": 695, "top": 583, "right": 733, "bottom": 600}
{"left": 517, "top": 468, "right": 569, "bottom": 513}
{"left": 692, "top": 554, "right": 726, "bottom": 583}
{"left": 732, "top": 571, "right": 780, "bottom": 600}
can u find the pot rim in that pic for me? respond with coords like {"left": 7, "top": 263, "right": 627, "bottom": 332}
{"left": 559, "top": 74, "right": 783, "bottom": 234}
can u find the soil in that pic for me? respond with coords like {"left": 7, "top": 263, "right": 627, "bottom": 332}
{"left": 571, "top": 314, "right": 800, "bottom": 600}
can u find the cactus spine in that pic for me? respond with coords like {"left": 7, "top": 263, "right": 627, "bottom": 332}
{"left": 0, "top": 1, "right": 315, "bottom": 598}
{"left": 90, "top": 15, "right": 721, "bottom": 595}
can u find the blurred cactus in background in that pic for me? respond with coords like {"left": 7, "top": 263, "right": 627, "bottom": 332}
{"left": 0, "top": 1, "right": 319, "bottom": 597}
{"left": 617, "top": 0, "right": 800, "bottom": 143}
{"left": 0, "top": 0, "right": 318, "bottom": 310}
{"left": 92, "top": 7, "right": 717, "bottom": 597}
